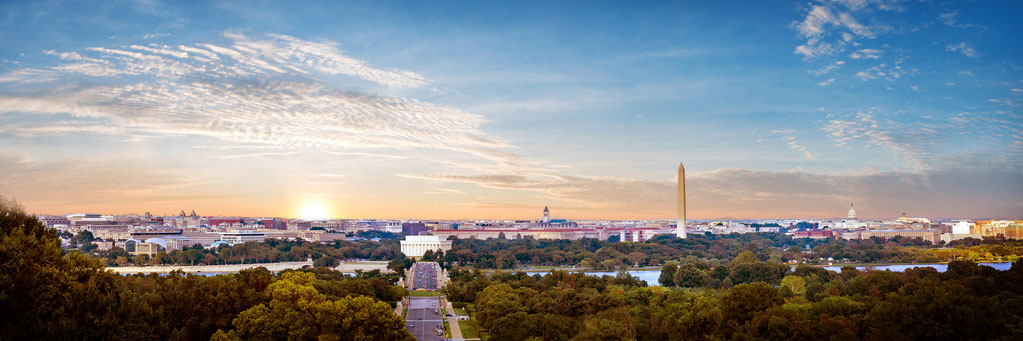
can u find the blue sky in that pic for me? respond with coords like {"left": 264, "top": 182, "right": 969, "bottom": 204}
{"left": 0, "top": 0, "right": 1020, "bottom": 219}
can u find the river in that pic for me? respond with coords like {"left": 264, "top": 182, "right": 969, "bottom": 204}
{"left": 525, "top": 262, "right": 1013, "bottom": 286}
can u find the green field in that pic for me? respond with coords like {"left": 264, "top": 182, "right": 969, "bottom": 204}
{"left": 458, "top": 320, "right": 479, "bottom": 338}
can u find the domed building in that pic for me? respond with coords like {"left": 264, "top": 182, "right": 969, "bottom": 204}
{"left": 836, "top": 203, "right": 863, "bottom": 229}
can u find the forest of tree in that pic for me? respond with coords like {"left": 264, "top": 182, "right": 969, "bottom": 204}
{"left": 0, "top": 196, "right": 414, "bottom": 340}
{"left": 443, "top": 257, "right": 1023, "bottom": 340}
{"left": 435, "top": 233, "right": 1023, "bottom": 270}
{"left": 84, "top": 235, "right": 409, "bottom": 268}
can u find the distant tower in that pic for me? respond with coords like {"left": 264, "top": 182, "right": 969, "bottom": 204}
{"left": 677, "top": 162, "right": 687, "bottom": 239}
{"left": 847, "top": 203, "right": 857, "bottom": 220}
{"left": 190, "top": 210, "right": 197, "bottom": 217}
{"left": 542, "top": 206, "right": 550, "bottom": 223}
{"left": 179, "top": 210, "right": 186, "bottom": 217}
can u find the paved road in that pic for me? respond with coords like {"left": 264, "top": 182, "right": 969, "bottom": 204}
{"left": 406, "top": 262, "right": 444, "bottom": 341}
{"left": 409, "top": 262, "right": 439, "bottom": 290}
{"left": 406, "top": 296, "right": 445, "bottom": 341}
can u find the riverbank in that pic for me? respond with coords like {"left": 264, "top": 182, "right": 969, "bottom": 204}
{"left": 107, "top": 261, "right": 313, "bottom": 274}
{"left": 485, "top": 261, "right": 1015, "bottom": 274}
{"left": 107, "top": 260, "right": 394, "bottom": 274}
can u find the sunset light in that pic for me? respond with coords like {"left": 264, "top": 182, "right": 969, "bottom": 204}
{"left": 296, "top": 200, "right": 332, "bottom": 221}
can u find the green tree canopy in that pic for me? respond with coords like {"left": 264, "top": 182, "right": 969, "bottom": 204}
{"left": 218, "top": 271, "right": 413, "bottom": 340}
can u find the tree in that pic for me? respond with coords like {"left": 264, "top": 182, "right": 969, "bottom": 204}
{"left": 673, "top": 264, "right": 710, "bottom": 288}
{"left": 659, "top": 262, "right": 678, "bottom": 287}
{"left": 730, "top": 263, "right": 784, "bottom": 285}
{"left": 0, "top": 195, "right": 111, "bottom": 339}
{"left": 730, "top": 250, "right": 760, "bottom": 267}
{"left": 314, "top": 255, "right": 339, "bottom": 268}
{"left": 662, "top": 295, "right": 723, "bottom": 340}
{"left": 218, "top": 272, "right": 413, "bottom": 340}
{"left": 475, "top": 284, "right": 524, "bottom": 330}
{"left": 626, "top": 252, "right": 646, "bottom": 267}
{"left": 718, "top": 282, "right": 783, "bottom": 324}
{"left": 489, "top": 311, "right": 530, "bottom": 340}
{"left": 780, "top": 275, "right": 806, "bottom": 297}
{"left": 711, "top": 265, "right": 730, "bottom": 281}
{"left": 572, "top": 307, "right": 635, "bottom": 340}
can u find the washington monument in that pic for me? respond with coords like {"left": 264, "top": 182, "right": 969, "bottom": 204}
{"left": 677, "top": 162, "right": 687, "bottom": 238}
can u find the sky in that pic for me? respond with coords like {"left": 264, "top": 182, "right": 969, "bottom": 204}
{"left": 0, "top": 0, "right": 1020, "bottom": 220}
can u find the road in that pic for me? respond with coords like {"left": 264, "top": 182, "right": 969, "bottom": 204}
{"left": 406, "top": 296, "right": 445, "bottom": 341}
{"left": 409, "top": 262, "right": 439, "bottom": 290}
{"left": 406, "top": 262, "right": 444, "bottom": 341}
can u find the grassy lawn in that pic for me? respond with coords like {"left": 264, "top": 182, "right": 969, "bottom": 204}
{"left": 465, "top": 303, "right": 490, "bottom": 340}
{"left": 452, "top": 307, "right": 468, "bottom": 316}
{"left": 458, "top": 320, "right": 479, "bottom": 338}
{"left": 407, "top": 290, "right": 444, "bottom": 297}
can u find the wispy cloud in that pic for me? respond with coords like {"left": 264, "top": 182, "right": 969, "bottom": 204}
{"left": 946, "top": 42, "right": 977, "bottom": 58}
{"left": 850, "top": 48, "right": 882, "bottom": 59}
{"left": 938, "top": 11, "right": 985, "bottom": 30}
{"left": 792, "top": 2, "right": 886, "bottom": 59}
{"left": 853, "top": 62, "right": 915, "bottom": 82}
{"left": 770, "top": 130, "right": 816, "bottom": 160}
{"left": 823, "top": 111, "right": 927, "bottom": 169}
{"left": 809, "top": 60, "right": 845, "bottom": 76}
{"left": 34, "top": 33, "right": 428, "bottom": 87}
{"left": 0, "top": 33, "right": 512, "bottom": 162}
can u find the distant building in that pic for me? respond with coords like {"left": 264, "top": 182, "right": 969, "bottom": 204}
{"left": 952, "top": 221, "right": 975, "bottom": 235}
{"left": 209, "top": 217, "right": 244, "bottom": 228}
{"left": 842, "top": 229, "right": 941, "bottom": 244}
{"left": 385, "top": 221, "right": 403, "bottom": 233}
{"left": 792, "top": 230, "right": 834, "bottom": 239}
{"left": 941, "top": 233, "right": 981, "bottom": 244}
{"left": 402, "top": 222, "right": 429, "bottom": 236}
{"left": 433, "top": 227, "right": 609, "bottom": 241}
{"left": 37, "top": 215, "right": 70, "bottom": 228}
{"left": 975, "top": 220, "right": 1023, "bottom": 239}
{"left": 219, "top": 230, "right": 266, "bottom": 244}
{"left": 132, "top": 242, "right": 160, "bottom": 257}
{"left": 896, "top": 213, "right": 931, "bottom": 225}
{"left": 619, "top": 228, "right": 651, "bottom": 242}
{"left": 94, "top": 240, "right": 114, "bottom": 251}
{"left": 400, "top": 235, "right": 453, "bottom": 258}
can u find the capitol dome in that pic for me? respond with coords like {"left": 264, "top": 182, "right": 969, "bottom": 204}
{"left": 847, "top": 204, "right": 857, "bottom": 220}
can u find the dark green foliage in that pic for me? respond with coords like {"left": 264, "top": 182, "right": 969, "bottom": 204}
{"left": 95, "top": 235, "right": 406, "bottom": 267}
{"left": 0, "top": 196, "right": 410, "bottom": 340}
{"left": 445, "top": 254, "right": 1023, "bottom": 340}
{"left": 658, "top": 262, "right": 677, "bottom": 286}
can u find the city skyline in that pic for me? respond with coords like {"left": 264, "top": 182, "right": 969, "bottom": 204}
{"left": 1, "top": 0, "right": 1021, "bottom": 220}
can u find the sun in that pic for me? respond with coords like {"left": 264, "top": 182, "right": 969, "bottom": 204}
{"left": 297, "top": 201, "right": 332, "bottom": 220}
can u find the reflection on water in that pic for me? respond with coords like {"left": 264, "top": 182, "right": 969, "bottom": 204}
{"left": 524, "top": 270, "right": 662, "bottom": 286}
{"left": 524, "top": 262, "right": 1013, "bottom": 287}
{"left": 821, "top": 262, "right": 1011, "bottom": 272}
